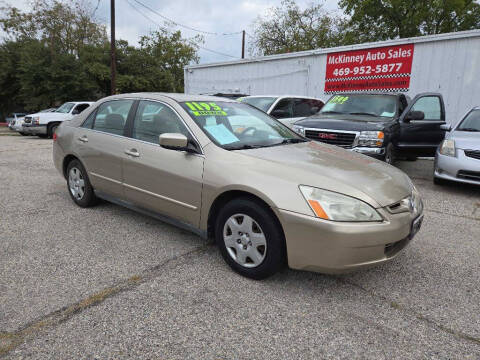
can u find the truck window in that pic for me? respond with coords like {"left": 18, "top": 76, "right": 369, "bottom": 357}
{"left": 411, "top": 97, "right": 441, "bottom": 120}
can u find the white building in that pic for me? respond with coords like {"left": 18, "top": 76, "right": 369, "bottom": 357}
{"left": 184, "top": 30, "right": 480, "bottom": 124}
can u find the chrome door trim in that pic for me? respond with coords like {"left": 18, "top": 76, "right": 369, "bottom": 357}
{"left": 123, "top": 182, "right": 198, "bottom": 210}
{"left": 89, "top": 172, "right": 122, "bottom": 185}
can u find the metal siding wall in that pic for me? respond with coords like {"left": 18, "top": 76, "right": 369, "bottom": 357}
{"left": 186, "top": 35, "right": 480, "bottom": 123}
{"left": 408, "top": 37, "right": 480, "bottom": 124}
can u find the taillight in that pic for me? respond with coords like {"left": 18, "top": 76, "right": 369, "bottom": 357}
{"left": 52, "top": 132, "right": 57, "bottom": 141}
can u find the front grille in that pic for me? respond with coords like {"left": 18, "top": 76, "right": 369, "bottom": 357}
{"left": 304, "top": 129, "right": 356, "bottom": 148}
{"left": 457, "top": 170, "right": 480, "bottom": 181}
{"left": 464, "top": 150, "right": 480, "bottom": 160}
{"left": 24, "top": 116, "right": 32, "bottom": 124}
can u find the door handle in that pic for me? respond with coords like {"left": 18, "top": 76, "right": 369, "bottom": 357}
{"left": 78, "top": 135, "right": 88, "bottom": 143}
{"left": 124, "top": 148, "right": 140, "bottom": 157}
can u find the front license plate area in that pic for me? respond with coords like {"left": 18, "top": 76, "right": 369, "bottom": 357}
{"left": 409, "top": 215, "right": 423, "bottom": 239}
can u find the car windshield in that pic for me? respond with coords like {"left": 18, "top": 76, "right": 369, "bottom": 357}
{"left": 55, "top": 102, "right": 75, "bottom": 113}
{"left": 180, "top": 101, "right": 305, "bottom": 150}
{"left": 457, "top": 110, "right": 480, "bottom": 132}
{"left": 239, "top": 97, "right": 277, "bottom": 113}
{"left": 320, "top": 95, "right": 397, "bottom": 119}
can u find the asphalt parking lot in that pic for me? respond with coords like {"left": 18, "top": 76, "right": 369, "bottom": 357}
{"left": 1, "top": 134, "right": 479, "bottom": 359}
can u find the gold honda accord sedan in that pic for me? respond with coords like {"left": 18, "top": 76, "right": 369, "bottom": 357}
{"left": 53, "top": 93, "right": 423, "bottom": 279}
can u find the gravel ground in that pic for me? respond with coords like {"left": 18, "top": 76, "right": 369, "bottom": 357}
{"left": 0, "top": 136, "right": 479, "bottom": 359}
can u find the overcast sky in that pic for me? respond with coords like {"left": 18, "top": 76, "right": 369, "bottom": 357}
{"left": 6, "top": 0, "right": 340, "bottom": 64}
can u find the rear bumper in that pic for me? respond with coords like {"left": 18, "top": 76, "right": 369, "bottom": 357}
{"left": 22, "top": 123, "right": 47, "bottom": 135}
{"left": 275, "top": 207, "right": 420, "bottom": 274}
{"left": 434, "top": 150, "right": 480, "bottom": 185}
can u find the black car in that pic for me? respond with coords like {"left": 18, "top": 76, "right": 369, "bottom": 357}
{"left": 292, "top": 93, "right": 447, "bottom": 164}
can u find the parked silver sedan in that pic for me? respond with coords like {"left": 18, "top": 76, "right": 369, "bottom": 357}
{"left": 434, "top": 107, "right": 480, "bottom": 185}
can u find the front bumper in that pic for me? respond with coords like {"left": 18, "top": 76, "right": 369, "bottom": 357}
{"left": 351, "top": 146, "right": 385, "bottom": 160}
{"left": 434, "top": 149, "right": 480, "bottom": 185}
{"left": 275, "top": 207, "right": 421, "bottom": 274}
{"left": 22, "top": 123, "right": 47, "bottom": 135}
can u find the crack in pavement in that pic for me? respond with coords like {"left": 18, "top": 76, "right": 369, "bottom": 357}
{"left": 425, "top": 208, "right": 480, "bottom": 222}
{"left": 338, "top": 277, "right": 480, "bottom": 346}
{"left": 0, "top": 243, "right": 212, "bottom": 358}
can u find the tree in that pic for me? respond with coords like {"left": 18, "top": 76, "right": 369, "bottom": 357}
{"left": 0, "top": 1, "right": 200, "bottom": 117}
{"left": 250, "top": 0, "right": 350, "bottom": 56}
{"left": 339, "top": 0, "right": 480, "bottom": 42}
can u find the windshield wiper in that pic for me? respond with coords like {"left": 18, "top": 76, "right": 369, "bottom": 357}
{"left": 224, "top": 144, "right": 262, "bottom": 150}
{"left": 268, "top": 138, "right": 308, "bottom": 147}
{"left": 458, "top": 128, "right": 480, "bottom": 132}
{"left": 320, "top": 111, "right": 344, "bottom": 115}
{"left": 348, "top": 112, "right": 378, "bottom": 117}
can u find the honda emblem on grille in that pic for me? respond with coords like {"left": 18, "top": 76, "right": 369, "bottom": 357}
{"left": 318, "top": 133, "right": 337, "bottom": 140}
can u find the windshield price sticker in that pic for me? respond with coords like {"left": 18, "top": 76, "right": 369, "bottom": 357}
{"left": 185, "top": 102, "right": 227, "bottom": 116}
{"left": 331, "top": 96, "right": 349, "bottom": 104}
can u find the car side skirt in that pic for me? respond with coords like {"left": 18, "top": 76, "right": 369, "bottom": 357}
{"left": 94, "top": 190, "right": 208, "bottom": 240}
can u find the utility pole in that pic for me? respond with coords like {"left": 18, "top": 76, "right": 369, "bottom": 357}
{"left": 110, "top": 0, "right": 116, "bottom": 95}
{"left": 241, "top": 30, "right": 245, "bottom": 59}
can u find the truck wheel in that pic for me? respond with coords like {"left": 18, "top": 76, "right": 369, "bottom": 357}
{"left": 384, "top": 144, "right": 395, "bottom": 165}
{"left": 47, "top": 123, "right": 59, "bottom": 138}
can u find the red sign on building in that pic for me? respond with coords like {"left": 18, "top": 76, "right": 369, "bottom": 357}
{"left": 324, "top": 44, "right": 414, "bottom": 94}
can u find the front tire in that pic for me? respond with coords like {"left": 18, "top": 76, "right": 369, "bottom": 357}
{"left": 215, "top": 198, "right": 286, "bottom": 280}
{"left": 66, "top": 159, "right": 98, "bottom": 207}
{"left": 47, "top": 123, "right": 59, "bottom": 138}
{"left": 384, "top": 143, "right": 395, "bottom": 165}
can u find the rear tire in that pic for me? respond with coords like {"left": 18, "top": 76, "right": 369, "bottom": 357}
{"left": 66, "top": 159, "right": 98, "bottom": 207}
{"left": 215, "top": 197, "right": 286, "bottom": 280}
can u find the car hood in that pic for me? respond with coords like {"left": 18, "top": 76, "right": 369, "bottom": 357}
{"left": 235, "top": 141, "right": 412, "bottom": 208}
{"left": 27, "top": 112, "right": 71, "bottom": 120}
{"left": 450, "top": 131, "right": 480, "bottom": 150}
{"left": 295, "top": 114, "right": 391, "bottom": 131}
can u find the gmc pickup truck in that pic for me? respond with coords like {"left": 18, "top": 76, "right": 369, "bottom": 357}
{"left": 292, "top": 93, "right": 447, "bottom": 164}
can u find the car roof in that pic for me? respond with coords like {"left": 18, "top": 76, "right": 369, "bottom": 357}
{"left": 244, "top": 95, "right": 323, "bottom": 100}
{"left": 102, "top": 92, "right": 238, "bottom": 103}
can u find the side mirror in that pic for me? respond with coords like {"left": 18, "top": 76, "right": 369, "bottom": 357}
{"left": 271, "top": 109, "right": 289, "bottom": 119}
{"left": 71, "top": 109, "right": 80, "bottom": 115}
{"left": 159, "top": 133, "right": 188, "bottom": 150}
{"left": 440, "top": 124, "right": 452, "bottom": 131}
{"left": 310, "top": 106, "right": 319, "bottom": 115}
{"left": 404, "top": 110, "right": 424, "bottom": 122}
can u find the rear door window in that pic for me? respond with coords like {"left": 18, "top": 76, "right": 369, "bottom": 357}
{"left": 92, "top": 100, "right": 134, "bottom": 136}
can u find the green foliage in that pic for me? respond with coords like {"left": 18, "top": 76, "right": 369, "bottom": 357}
{"left": 251, "top": 0, "right": 480, "bottom": 56}
{"left": 339, "top": 0, "right": 480, "bottom": 41}
{"left": 250, "top": 0, "right": 350, "bottom": 56}
{"left": 0, "top": 0, "right": 199, "bottom": 119}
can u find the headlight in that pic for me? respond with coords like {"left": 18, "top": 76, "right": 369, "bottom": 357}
{"left": 439, "top": 139, "right": 455, "bottom": 157}
{"left": 357, "top": 131, "right": 384, "bottom": 147}
{"left": 292, "top": 125, "right": 305, "bottom": 135}
{"left": 299, "top": 185, "right": 382, "bottom": 222}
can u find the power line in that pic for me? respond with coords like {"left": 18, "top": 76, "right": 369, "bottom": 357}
{"left": 125, "top": 0, "right": 238, "bottom": 59}
{"left": 132, "top": 0, "right": 243, "bottom": 36}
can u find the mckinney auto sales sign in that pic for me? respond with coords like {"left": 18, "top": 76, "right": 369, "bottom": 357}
{"left": 324, "top": 44, "right": 414, "bottom": 94}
